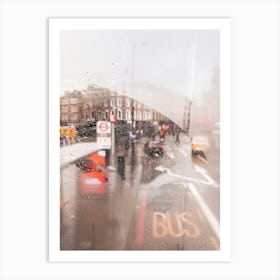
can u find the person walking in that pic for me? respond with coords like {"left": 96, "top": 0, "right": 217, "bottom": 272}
{"left": 159, "top": 129, "right": 165, "bottom": 143}
{"left": 175, "top": 129, "right": 180, "bottom": 144}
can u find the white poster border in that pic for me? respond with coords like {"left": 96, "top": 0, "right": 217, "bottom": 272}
{"left": 49, "top": 17, "right": 231, "bottom": 262}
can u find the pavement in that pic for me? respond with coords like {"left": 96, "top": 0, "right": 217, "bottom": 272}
{"left": 60, "top": 141, "right": 99, "bottom": 168}
{"left": 60, "top": 133, "right": 221, "bottom": 250}
{"left": 60, "top": 138, "right": 144, "bottom": 250}
{"left": 60, "top": 135, "right": 191, "bottom": 168}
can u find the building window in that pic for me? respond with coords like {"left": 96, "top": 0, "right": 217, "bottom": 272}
{"left": 143, "top": 112, "right": 147, "bottom": 120}
{"left": 117, "top": 98, "right": 122, "bottom": 106}
{"left": 126, "top": 98, "right": 130, "bottom": 107}
{"left": 111, "top": 110, "right": 115, "bottom": 115}
{"left": 137, "top": 111, "right": 142, "bottom": 120}
{"left": 118, "top": 110, "right": 122, "bottom": 119}
{"left": 126, "top": 110, "right": 130, "bottom": 120}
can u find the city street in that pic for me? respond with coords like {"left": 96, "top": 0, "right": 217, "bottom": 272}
{"left": 57, "top": 27, "right": 222, "bottom": 253}
{"left": 60, "top": 133, "right": 220, "bottom": 250}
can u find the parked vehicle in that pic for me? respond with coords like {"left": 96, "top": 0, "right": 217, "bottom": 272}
{"left": 144, "top": 141, "right": 164, "bottom": 157}
{"left": 191, "top": 135, "right": 210, "bottom": 157}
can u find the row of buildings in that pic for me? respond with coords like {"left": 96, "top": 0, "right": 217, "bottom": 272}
{"left": 60, "top": 84, "right": 169, "bottom": 125}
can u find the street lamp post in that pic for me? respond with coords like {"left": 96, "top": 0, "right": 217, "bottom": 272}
{"left": 131, "top": 44, "right": 136, "bottom": 133}
{"left": 186, "top": 41, "right": 197, "bottom": 137}
{"left": 131, "top": 42, "right": 150, "bottom": 133}
{"left": 111, "top": 61, "right": 117, "bottom": 157}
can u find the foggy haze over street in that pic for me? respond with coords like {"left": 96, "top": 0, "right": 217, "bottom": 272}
{"left": 61, "top": 30, "right": 219, "bottom": 122}
{"left": 59, "top": 27, "right": 221, "bottom": 251}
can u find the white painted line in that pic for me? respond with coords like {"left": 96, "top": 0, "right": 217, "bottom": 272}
{"left": 168, "top": 172, "right": 213, "bottom": 185}
{"left": 186, "top": 182, "right": 220, "bottom": 239}
{"left": 194, "top": 165, "right": 219, "bottom": 188}
{"left": 179, "top": 149, "right": 188, "bottom": 157}
{"left": 155, "top": 165, "right": 167, "bottom": 172}
{"left": 167, "top": 152, "right": 174, "bottom": 159}
{"left": 197, "top": 155, "right": 209, "bottom": 164}
{"left": 155, "top": 166, "right": 218, "bottom": 187}
{"left": 189, "top": 183, "right": 199, "bottom": 195}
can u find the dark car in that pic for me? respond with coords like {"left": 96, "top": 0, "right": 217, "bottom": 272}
{"left": 144, "top": 141, "right": 164, "bottom": 157}
{"left": 75, "top": 158, "right": 97, "bottom": 172}
{"left": 129, "top": 130, "right": 141, "bottom": 145}
{"left": 75, "top": 150, "right": 105, "bottom": 172}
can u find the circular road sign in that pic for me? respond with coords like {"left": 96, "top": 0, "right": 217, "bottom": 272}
{"left": 97, "top": 121, "right": 111, "bottom": 134}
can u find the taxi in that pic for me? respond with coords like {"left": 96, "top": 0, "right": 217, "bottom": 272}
{"left": 191, "top": 135, "right": 211, "bottom": 157}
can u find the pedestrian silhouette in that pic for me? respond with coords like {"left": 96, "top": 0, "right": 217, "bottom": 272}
{"left": 175, "top": 130, "right": 180, "bottom": 144}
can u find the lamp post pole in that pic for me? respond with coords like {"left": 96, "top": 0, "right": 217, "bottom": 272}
{"left": 131, "top": 42, "right": 150, "bottom": 133}
{"left": 186, "top": 100, "right": 192, "bottom": 136}
{"left": 111, "top": 61, "right": 116, "bottom": 156}
{"left": 131, "top": 44, "right": 136, "bottom": 133}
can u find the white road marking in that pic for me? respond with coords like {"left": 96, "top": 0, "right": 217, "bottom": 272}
{"left": 194, "top": 165, "right": 219, "bottom": 188}
{"left": 179, "top": 149, "right": 188, "bottom": 157}
{"left": 197, "top": 155, "right": 209, "bottom": 164}
{"left": 186, "top": 182, "right": 220, "bottom": 239}
{"left": 155, "top": 166, "right": 215, "bottom": 186}
{"left": 166, "top": 152, "right": 174, "bottom": 159}
{"left": 155, "top": 165, "right": 168, "bottom": 172}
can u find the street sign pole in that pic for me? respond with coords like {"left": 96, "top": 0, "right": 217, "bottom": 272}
{"left": 111, "top": 122, "right": 115, "bottom": 156}
{"left": 96, "top": 121, "right": 111, "bottom": 149}
{"left": 109, "top": 114, "right": 117, "bottom": 159}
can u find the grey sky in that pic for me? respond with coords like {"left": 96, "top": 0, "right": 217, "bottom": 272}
{"left": 60, "top": 30, "right": 219, "bottom": 97}
{"left": 60, "top": 30, "right": 219, "bottom": 127}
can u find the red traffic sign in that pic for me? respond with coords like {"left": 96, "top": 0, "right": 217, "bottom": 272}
{"left": 97, "top": 121, "right": 111, "bottom": 134}
{"left": 110, "top": 114, "right": 117, "bottom": 123}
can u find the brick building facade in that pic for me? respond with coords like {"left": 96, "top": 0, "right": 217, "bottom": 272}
{"left": 60, "top": 84, "right": 168, "bottom": 125}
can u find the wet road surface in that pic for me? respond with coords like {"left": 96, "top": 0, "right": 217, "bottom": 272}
{"left": 60, "top": 135, "right": 220, "bottom": 250}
